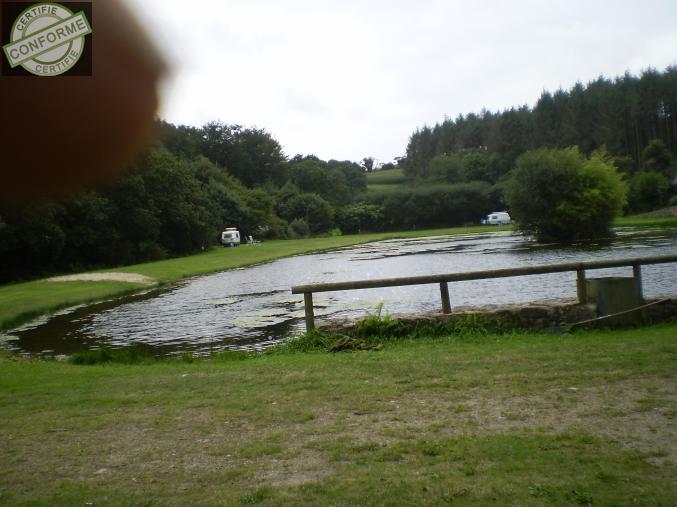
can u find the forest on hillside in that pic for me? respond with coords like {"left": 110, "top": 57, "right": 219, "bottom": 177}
{"left": 403, "top": 67, "right": 677, "bottom": 179}
{"left": 0, "top": 67, "right": 675, "bottom": 282}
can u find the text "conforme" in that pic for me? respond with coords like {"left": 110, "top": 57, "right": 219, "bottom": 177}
{"left": 3, "top": 11, "right": 91, "bottom": 68}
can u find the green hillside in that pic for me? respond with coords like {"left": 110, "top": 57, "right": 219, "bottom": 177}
{"left": 365, "top": 168, "right": 407, "bottom": 196}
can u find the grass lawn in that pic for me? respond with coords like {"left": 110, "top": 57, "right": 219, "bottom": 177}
{"left": 364, "top": 182, "right": 406, "bottom": 196}
{"left": 0, "top": 225, "right": 510, "bottom": 331}
{"left": 1, "top": 321, "right": 676, "bottom": 505}
{"left": 365, "top": 168, "right": 406, "bottom": 185}
{"left": 613, "top": 216, "right": 677, "bottom": 228}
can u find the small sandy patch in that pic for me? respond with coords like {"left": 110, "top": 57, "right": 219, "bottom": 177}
{"left": 46, "top": 272, "right": 156, "bottom": 285}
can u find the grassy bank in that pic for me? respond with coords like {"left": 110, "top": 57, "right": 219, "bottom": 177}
{"left": 613, "top": 215, "right": 677, "bottom": 227}
{"left": 0, "top": 225, "right": 509, "bottom": 331}
{"left": 1, "top": 322, "right": 676, "bottom": 505}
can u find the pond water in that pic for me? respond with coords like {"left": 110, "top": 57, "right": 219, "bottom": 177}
{"left": 3, "top": 226, "right": 677, "bottom": 356}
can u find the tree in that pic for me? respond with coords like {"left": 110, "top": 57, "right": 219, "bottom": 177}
{"left": 155, "top": 120, "right": 202, "bottom": 160}
{"left": 137, "top": 147, "right": 215, "bottom": 254}
{"left": 287, "top": 159, "right": 330, "bottom": 197}
{"left": 361, "top": 157, "right": 375, "bottom": 172}
{"left": 328, "top": 160, "right": 367, "bottom": 193}
{"left": 460, "top": 150, "right": 503, "bottom": 183}
{"left": 504, "top": 147, "right": 627, "bottom": 241}
{"left": 0, "top": 201, "right": 66, "bottom": 281}
{"left": 371, "top": 182, "right": 494, "bottom": 229}
{"left": 197, "top": 122, "right": 286, "bottom": 187}
{"left": 427, "top": 154, "right": 463, "bottom": 183}
{"left": 628, "top": 171, "right": 670, "bottom": 212}
{"left": 401, "top": 67, "right": 677, "bottom": 184}
{"left": 59, "top": 192, "right": 120, "bottom": 268}
{"left": 287, "top": 218, "right": 310, "bottom": 239}
{"left": 336, "top": 204, "right": 384, "bottom": 233}
{"left": 641, "top": 139, "right": 673, "bottom": 177}
{"left": 287, "top": 158, "right": 360, "bottom": 206}
{"left": 277, "top": 193, "right": 335, "bottom": 234}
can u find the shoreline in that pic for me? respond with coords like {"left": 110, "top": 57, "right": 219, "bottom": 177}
{"left": 0, "top": 225, "right": 512, "bottom": 331}
{"left": 1, "top": 216, "right": 675, "bottom": 333}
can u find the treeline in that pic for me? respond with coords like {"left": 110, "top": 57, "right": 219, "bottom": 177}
{"left": 1, "top": 68, "right": 676, "bottom": 282}
{"left": 0, "top": 122, "right": 371, "bottom": 282}
{"left": 402, "top": 67, "right": 677, "bottom": 185}
{"left": 363, "top": 181, "right": 500, "bottom": 230}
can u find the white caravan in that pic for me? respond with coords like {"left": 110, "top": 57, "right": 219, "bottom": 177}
{"left": 221, "top": 227, "right": 241, "bottom": 247}
{"left": 484, "top": 211, "right": 512, "bottom": 225}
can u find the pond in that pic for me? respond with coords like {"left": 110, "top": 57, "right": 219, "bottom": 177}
{"left": 3, "top": 226, "right": 677, "bottom": 356}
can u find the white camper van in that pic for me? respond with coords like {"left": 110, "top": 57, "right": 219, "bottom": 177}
{"left": 484, "top": 211, "right": 511, "bottom": 225}
{"left": 221, "top": 227, "right": 241, "bottom": 247}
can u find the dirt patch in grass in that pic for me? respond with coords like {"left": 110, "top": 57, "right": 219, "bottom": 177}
{"left": 45, "top": 272, "right": 157, "bottom": 285}
{"left": 459, "top": 375, "right": 677, "bottom": 466}
{"left": 304, "top": 374, "right": 677, "bottom": 468}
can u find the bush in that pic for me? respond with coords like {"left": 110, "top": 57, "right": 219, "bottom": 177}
{"left": 504, "top": 147, "right": 627, "bottom": 241}
{"left": 277, "top": 193, "right": 335, "bottom": 234}
{"left": 641, "top": 139, "right": 673, "bottom": 177}
{"left": 287, "top": 218, "right": 310, "bottom": 239}
{"left": 371, "top": 181, "right": 496, "bottom": 229}
{"left": 336, "top": 204, "right": 384, "bottom": 233}
{"left": 628, "top": 171, "right": 670, "bottom": 212}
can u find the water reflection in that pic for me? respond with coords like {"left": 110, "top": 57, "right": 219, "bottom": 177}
{"left": 4, "top": 227, "right": 676, "bottom": 356}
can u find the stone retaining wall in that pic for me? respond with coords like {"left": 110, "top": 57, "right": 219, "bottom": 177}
{"left": 318, "top": 297, "right": 677, "bottom": 335}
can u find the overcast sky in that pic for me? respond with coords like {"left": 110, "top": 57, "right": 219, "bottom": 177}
{"left": 127, "top": 0, "right": 677, "bottom": 164}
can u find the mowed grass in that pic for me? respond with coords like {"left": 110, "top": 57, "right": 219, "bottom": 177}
{"left": 365, "top": 183, "right": 406, "bottom": 195}
{"left": 0, "top": 280, "right": 148, "bottom": 331}
{"left": 614, "top": 215, "right": 677, "bottom": 228}
{"left": 365, "top": 168, "right": 408, "bottom": 196}
{"left": 1, "top": 322, "right": 676, "bottom": 505}
{"left": 0, "top": 225, "right": 510, "bottom": 331}
{"left": 365, "top": 168, "right": 406, "bottom": 185}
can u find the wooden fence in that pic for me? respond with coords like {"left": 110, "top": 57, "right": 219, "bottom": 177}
{"left": 291, "top": 254, "right": 677, "bottom": 331}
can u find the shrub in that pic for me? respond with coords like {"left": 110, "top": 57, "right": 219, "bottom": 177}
{"left": 373, "top": 181, "right": 495, "bottom": 229}
{"left": 277, "top": 193, "right": 335, "bottom": 234}
{"left": 504, "top": 147, "right": 626, "bottom": 241}
{"left": 335, "top": 204, "right": 384, "bottom": 233}
{"left": 628, "top": 171, "right": 670, "bottom": 212}
{"left": 287, "top": 218, "right": 309, "bottom": 238}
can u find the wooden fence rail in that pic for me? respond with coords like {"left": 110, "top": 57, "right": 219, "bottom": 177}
{"left": 291, "top": 254, "right": 677, "bottom": 331}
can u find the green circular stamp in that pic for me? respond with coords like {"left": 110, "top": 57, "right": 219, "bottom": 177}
{"left": 2, "top": 2, "right": 92, "bottom": 76}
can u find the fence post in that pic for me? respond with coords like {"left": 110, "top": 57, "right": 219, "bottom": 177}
{"left": 576, "top": 269, "right": 587, "bottom": 304}
{"left": 303, "top": 292, "right": 315, "bottom": 332}
{"left": 632, "top": 264, "right": 643, "bottom": 301}
{"left": 440, "top": 282, "right": 451, "bottom": 314}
